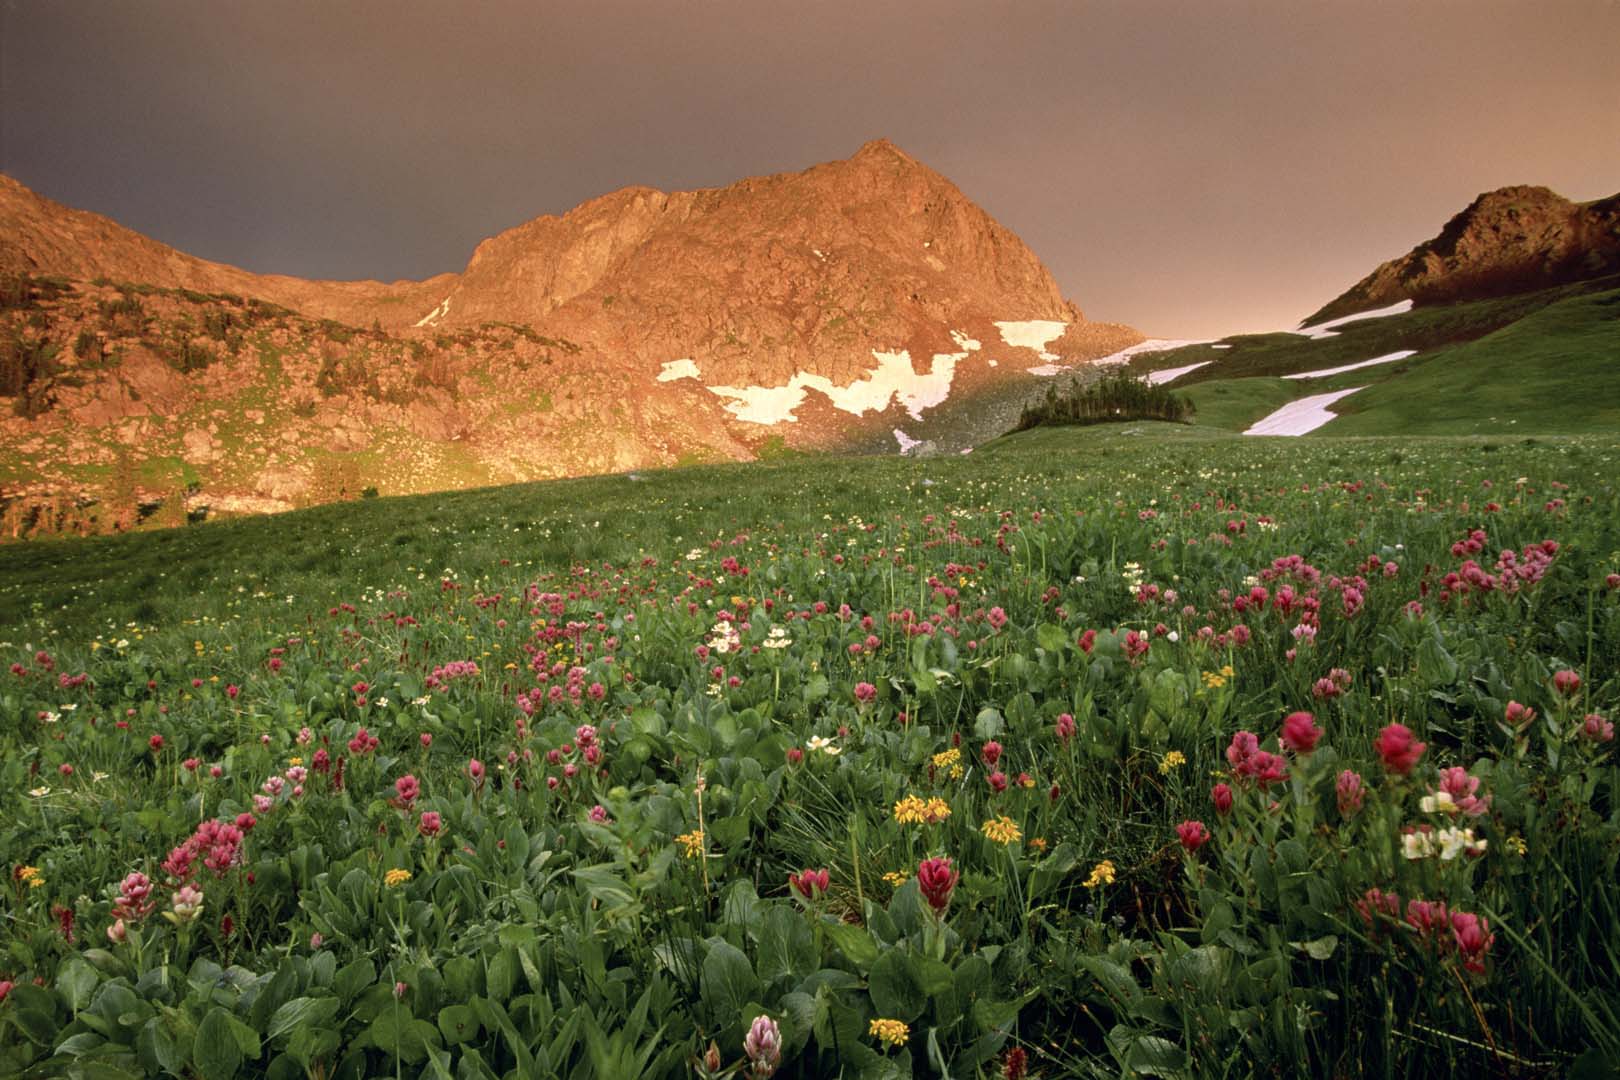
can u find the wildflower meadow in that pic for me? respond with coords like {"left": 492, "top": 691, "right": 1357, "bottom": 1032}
{"left": 1, "top": 428, "right": 1617, "bottom": 1078}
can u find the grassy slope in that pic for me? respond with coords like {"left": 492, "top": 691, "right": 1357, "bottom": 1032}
{"left": 3, "top": 427, "right": 1613, "bottom": 642}
{"left": 1094, "top": 281, "right": 1620, "bottom": 438}
{"left": 1321, "top": 288, "right": 1620, "bottom": 435}
{"left": 1125, "top": 274, "right": 1620, "bottom": 382}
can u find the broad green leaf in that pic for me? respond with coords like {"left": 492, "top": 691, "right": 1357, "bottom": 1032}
{"left": 699, "top": 940, "right": 760, "bottom": 1023}
{"left": 756, "top": 905, "right": 817, "bottom": 985}
{"left": 268, "top": 996, "right": 341, "bottom": 1042}
{"left": 437, "top": 1004, "right": 481, "bottom": 1044}
{"left": 193, "top": 1007, "right": 243, "bottom": 1080}
{"left": 826, "top": 923, "right": 879, "bottom": 967}
{"left": 867, "top": 950, "right": 925, "bottom": 1022}
{"left": 57, "top": 956, "right": 99, "bottom": 1012}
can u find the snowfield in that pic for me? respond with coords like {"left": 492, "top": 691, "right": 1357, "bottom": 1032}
{"left": 1293, "top": 299, "right": 1414, "bottom": 340}
{"left": 707, "top": 348, "right": 963, "bottom": 424}
{"left": 1243, "top": 387, "right": 1365, "bottom": 436}
{"left": 1090, "top": 338, "right": 1216, "bottom": 365}
{"left": 656, "top": 358, "right": 701, "bottom": 382}
{"left": 1281, "top": 350, "right": 1417, "bottom": 381}
{"left": 993, "top": 320, "right": 1069, "bottom": 355}
{"left": 1146, "top": 361, "right": 1211, "bottom": 385}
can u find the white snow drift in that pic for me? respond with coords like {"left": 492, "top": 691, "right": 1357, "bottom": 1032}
{"left": 1243, "top": 387, "right": 1365, "bottom": 436}
{"left": 414, "top": 297, "right": 451, "bottom": 328}
{"left": 1281, "top": 350, "right": 1416, "bottom": 381}
{"left": 1293, "top": 300, "right": 1414, "bottom": 340}
{"left": 993, "top": 320, "right": 1068, "bottom": 358}
{"left": 707, "top": 348, "right": 963, "bottom": 425}
{"left": 1146, "top": 362, "right": 1212, "bottom": 386}
{"left": 1091, "top": 338, "right": 1216, "bottom": 366}
{"left": 656, "top": 358, "right": 701, "bottom": 382}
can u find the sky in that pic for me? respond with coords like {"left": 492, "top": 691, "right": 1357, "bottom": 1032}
{"left": 3, "top": 1, "right": 1618, "bottom": 338}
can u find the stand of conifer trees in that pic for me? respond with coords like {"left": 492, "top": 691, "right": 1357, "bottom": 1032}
{"left": 1012, "top": 372, "right": 1193, "bottom": 432}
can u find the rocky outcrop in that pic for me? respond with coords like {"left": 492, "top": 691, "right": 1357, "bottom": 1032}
{"left": 1307, "top": 185, "right": 1620, "bottom": 324}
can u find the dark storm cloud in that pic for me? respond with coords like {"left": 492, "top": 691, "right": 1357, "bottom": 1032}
{"left": 3, "top": 0, "right": 1617, "bottom": 336}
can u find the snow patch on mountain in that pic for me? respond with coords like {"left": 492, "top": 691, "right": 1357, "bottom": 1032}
{"left": 994, "top": 320, "right": 1068, "bottom": 353}
{"left": 1146, "top": 362, "right": 1211, "bottom": 385}
{"left": 707, "top": 349, "right": 963, "bottom": 425}
{"left": 1293, "top": 299, "right": 1414, "bottom": 340}
{"left": 414, "top": 297, "right": 451, "bottom": 328}
{"left": 1281, "top": 350, "right": 1417, "bottom": 380}
{"left": 1091, "top": 338, "right": 1216, "bottom": 365}
{"left": 1244, "top": 387, "right": 1365, "bottom": 436}
{"left": 656, "top": 358, "right": 701, "bottom": 382}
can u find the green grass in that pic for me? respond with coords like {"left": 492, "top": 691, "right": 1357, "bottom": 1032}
{"left": 1176, "top": 377, "right": 1302, "bottom": 431}
{"left": 1128, "top": 275, "right": 1620, "bottom": 384}
{"left": 1093, "top": 283, "right": 1620, "bottom": 439}
{"left": 1322, "top": 289, "right": 1620, "bottom": 436}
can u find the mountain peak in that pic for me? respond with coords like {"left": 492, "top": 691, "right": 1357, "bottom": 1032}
{"left": 852, "top": 137, "right": 914, "bottom": 162}
{"left": 1305, "top": 183, "right": 1620, "bottom": 323}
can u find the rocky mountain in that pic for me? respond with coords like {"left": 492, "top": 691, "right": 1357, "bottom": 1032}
{"left": 0, "top": 141, "right": 1140, "bottom": 537}
{"left": 1307, "top": 185, "right": 1620, "bottom": 324}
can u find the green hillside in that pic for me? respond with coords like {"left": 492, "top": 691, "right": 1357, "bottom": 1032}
{"left": 1098, "top": 279, "right": 1620, "bottom": 438}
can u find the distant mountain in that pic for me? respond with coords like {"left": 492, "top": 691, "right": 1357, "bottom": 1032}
{"left": 0, "top": 142, "right": 1140, "bottom": 536}
{"left": 1306, "top": 184, "right": 1620, "bottom": 324}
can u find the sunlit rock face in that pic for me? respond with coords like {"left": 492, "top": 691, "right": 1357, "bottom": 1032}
{"left": 0, "top": 141, "right": 1145, "bottom": 524}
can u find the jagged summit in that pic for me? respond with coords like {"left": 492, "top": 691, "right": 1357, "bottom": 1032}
{"left": 1306, "top": 183, "right": 1620, "bottom": 324}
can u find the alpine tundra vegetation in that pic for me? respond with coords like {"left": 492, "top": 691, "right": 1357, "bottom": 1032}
{"left": 1, "top": 428, "right": 1617, "bottom": 1077}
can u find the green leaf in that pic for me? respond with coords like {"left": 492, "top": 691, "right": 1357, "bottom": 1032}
{"left": 10, "top": 1007, "right": 59, "bottom": 1046}
{"left": 826, "top": 923, "right": 879, "bottom": 967}
{"left": 442, "top": 956, "right": 481, "bottom": 1001}
{"left": 699, "top": 940, "right": 761, "bottom": 1024}
{"left": 1036, "top": 623, "right": 1068, "bottom": 653}
{"left": 287, "top": 1026, "right": 342, "bottom": 1070}
{"left": 1300, "top": 935, "right": 1339, "bottom": 960}
{"left": 756, "top": 905, "right": 817, "bottom": 985}
{"left": 138, "top": 1015, "right": 186, "bottom": 1074}
{"left": 332, "top": 958, "right": 374, "bottom": 1004}
{"left": 57, "top": 956, "right": 99, "bottom": 1012}
{"left": 1126, "top": 1034, "right": 1189, "bottom": 1076}
{"left": 268, "top": 996, "right": 341, "bottom": 1042}
{"left": 973, "top": 707, "right": 1004, "bottom": 739}
{"left": 1201, "top": 900, "right": 1235, "bottom": 944}
{"left": 867, "top": 950, "right": 925, "bottom": 1022}
{"left": 437, "top": 1004, "right": 482, "bottom": 1045}
{"left": 369, "top": 1011, "right": 440, "bottom": 1065}
{"left": 194, "top": 1007, "right": 243, "bottom": 1080}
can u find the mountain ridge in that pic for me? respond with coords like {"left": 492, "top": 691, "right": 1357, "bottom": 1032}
{"left": 0, "top": 141, "right": 1140, "bottom": 537}
{"left": 1306, "top": 184, "right": 1620, "bottom": 324}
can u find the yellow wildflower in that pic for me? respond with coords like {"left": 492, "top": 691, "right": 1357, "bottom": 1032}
{"left": 1506, "top": 835, "right": 1527, "bottom": 857}
{"left": 981, "top": 816, "right": 1022, "bottom": 845}
{"left": 1083, "top": 860, "right": 1117, "bottom": 889}
{"left": 1221, "top": 665, "right": 1234, "bottom": 678}
{"left": 1030, "top": 837, "right": 1049, "bottom": 854}
{"left": 288, "top": 756, "right": 303, "bottom": 767}
{"left": 1201, "top": 671, "right": 1226, "bottom": 689}
{"left": 881, "top": 871, "right": 909, "bottom": 888}
{"left": 18, "top": 866, "right": 44, "bottom": 888}
{"left": 869, "top": 1018, "right": 910, "bottom": 1047}
{"left": 892, "top": 793, "right": 954, "bottom": 824}
{"left": 931, "top": 748, "right": 961, "bottom": 771}
{"left": 1159, "top": 750, "right": 1187, "bottom": 775}
{"left": 676, "top": 829, "right": 706, "bottom": 858}
{"left": 384, "top": 868, "right": 412, "bottom": 888}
